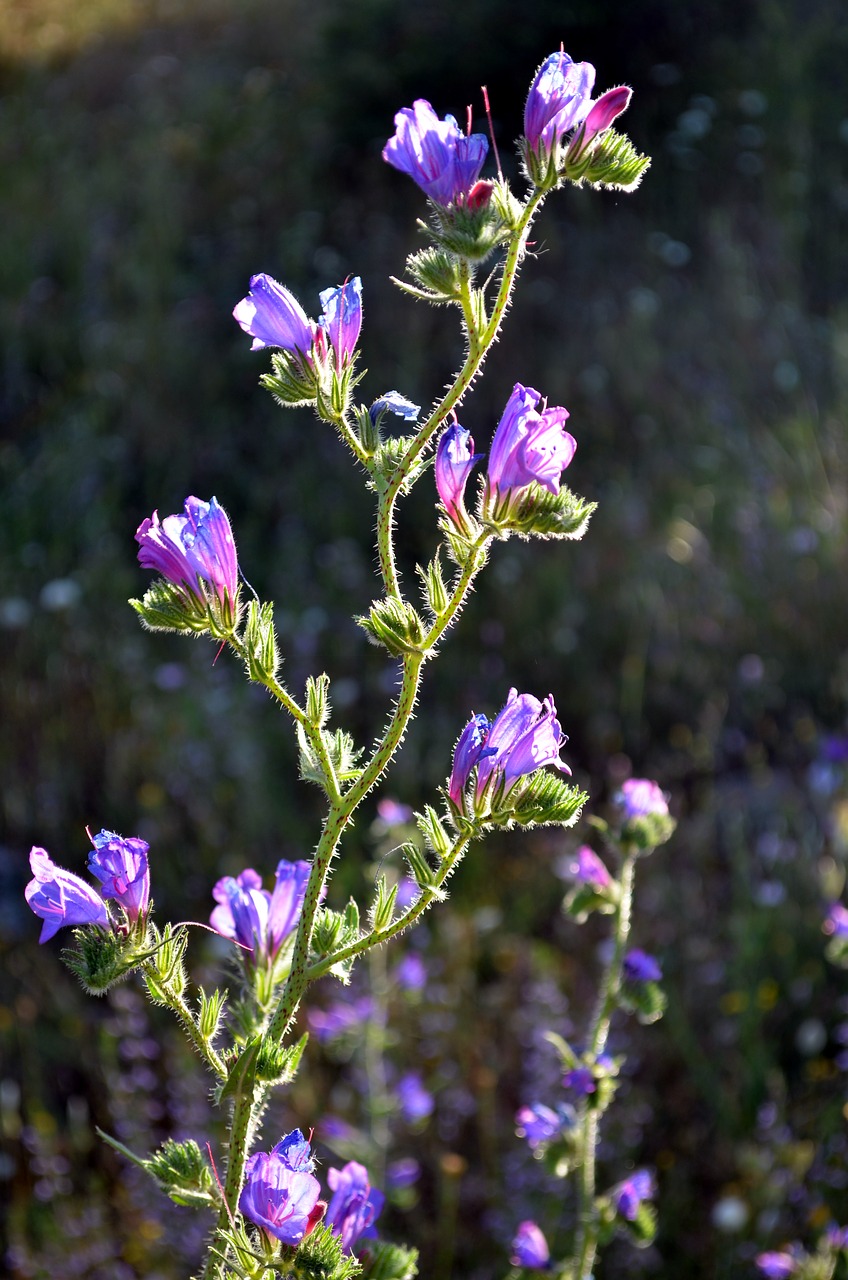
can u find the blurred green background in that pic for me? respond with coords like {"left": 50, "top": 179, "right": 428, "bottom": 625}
{"left": 2, "top": 0, "right": 848, "bottom": 1275}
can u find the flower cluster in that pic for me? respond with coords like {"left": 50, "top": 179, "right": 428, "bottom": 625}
{"left": 135, "top": 495, "right": 240, "bottom": 629}
{"left": 382, "top": 100, "right": 488, "bottom": 207}
{"left": 523, "top": 49, "right": 632, "bottom": 187}
{"left": 25, "top": 831, "right": 151, "bottom": 943}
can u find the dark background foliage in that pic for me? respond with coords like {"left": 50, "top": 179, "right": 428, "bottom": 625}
{"left": 2, "top": 0, "right": 848, "bottom": 1275}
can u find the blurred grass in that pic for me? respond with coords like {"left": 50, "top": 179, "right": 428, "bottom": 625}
{"left": 2, "top": 0, "right": 848, "bottom": 1275}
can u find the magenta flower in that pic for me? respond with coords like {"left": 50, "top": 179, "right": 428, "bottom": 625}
{"left": 25, "top": 847, "right": 110, "bottom": 943}
{"left": 825, "top": 902, "right": 848, "bottom": 938}
{"left": 318, "top": 277, "right": 363, "bottom": 368}
{"left": 87, "top": 829, "right": 150, "bottom": 924}
{"left": 567, "top": 845, "right": 612, "bottom": 889}
{"left": 510, "top": 1221, "right": 550, "bottom": 1269}
{"left": 383, "top": 100, "right": 488, "bottom": 206}
{"left": 239, "top": 1131, "right": 322, "bottom": 1245}
{"left": 755, "top": 1252, "right": 797, "bottom": 1279}
{"left": 435, "top": 422, "right": 482, "bottom": 528}
{"left": 210, "top": 859, "right": 310, "bottom": 965}
{"left": 325, "top": 1161, "right": 384, "bottom": 1254}
{"left": 524, "top": 50, "right": 596, "bottom": 153}
{"left": 567, "top": 85, "right": 632, "bottom": 162}
{"left": 617, "top": 778, "right": 669, "bottom": 819}
{"left": 136, "top": 496, "right": 238, "bottom": 609}
{"left": 614, "top": 1169, "right": 655, "bottom": 1220}
{"left": 484, "top": 383, "right": 576, "bottom": 520}
{"left": 233, "top": 273, "right": 315, "bottom": 354}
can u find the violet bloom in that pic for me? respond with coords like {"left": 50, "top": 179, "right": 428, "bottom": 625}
{"left": 562, "top": 1066, "right": 596, "bottom": 1096}
{"left": 618, "top": 778, "right": 669, "bottom": 819}
{"left": 825, "top": 902, "right": 848, "bottom": 938}
{"left": 87, "top": 829, "right": 150, "bottom": 924}
{"left": 568, "top": 845, "right": 612, "bottom": 889}
{"left": 383, "top": 100, "right": 488, "bottom": 206}
{"left": 524, "top": 50, "right": 596, "bottom": 152}
{"left": 319, "top": 277, "right": 363, "bottom": 368}
{"left": 307, "top": 997, "right": 374, "bottom": 1042}
{"left": 376, "top": 797, "right": 414, "bottom": 826}
{"left": 233, "top": 273, "right": 315, "bottom": 354}
{"left": 369, "top": 392, "right": 421, "bottom": 424}
{"left": 755, "top": 1252, "right": 797, "bottom": 1279}
{"left": 515, "top": 1102, "right": 573, "bottom": 1150}
{"left": 448, "top": 712, "right": 494, "bottom": 811}
{"left": 510, "top": 1221, "right": 550, "bottom": 1269}
{"left": 623, "top": 949, "right": 662, "bottom": 983}
{"left": 136, "top": 496, "right": 238, "bottom": 609}
{"left": 394, "top": 952, "right": 427, "bottom": 991}
{"left": 485, "top": 383, "right": 576, "bottom": 517}
{"left": 396, "top": 1072, "right": 434, "bottom": 1123}
{"left": 475, "top": 689, "right": 571, "bottom": 797}
{"left": 435, "top": 422, "right": 482, "bottom": 528}
{"left": 210, "top": 859, "right": 310, "bottom": 965}
{"left": 568, "top": 85, "right": 632, "bottom": 161}
{"left": 25, "top": 847, "right": 110, "bottom": 943}
{"left": 386, "top": 1158, "right": 420, "bottom": 1190}
{"left": 239, "top": 1131, "right": 322, "bottom": 1245}
{"left": 614, "top": 1169, "right": 655, "bottom": 1221}
{"left": 325, "top": 1161, "right": 384, "bottom": 1255}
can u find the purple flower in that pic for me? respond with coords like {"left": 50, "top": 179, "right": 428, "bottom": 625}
{"left": 510, "top": 1221, "right": 550, "bottom": 1269}
{"left": 394, "top": 952, "right": 427, "bottom": 991}
{"left": 396, "top": 1072, "right": 434, "bottom": 1123}
{"left": 376, "top": 797, "right": 414, "bottom": 826}
{"left": 369, "top": 392, "right": 421, "bottom": 424}
{"left": 515, "top": 1102, "right": 574, "bottom": 1150}
{"left": 383, "top": 100, "right": 488, "bottom": 206}
{"left": 485, "top": 384, "right": 576, "bottom": 518}
{"left": 239, "top": 1132, "right": 322, "bottom": 1245}
{"left": 562, "top": 1066, "right": 596, "bottom": 1095}
{"left": 233, "top": 273, "right": 315, "bottom": 354}
{"left": 395, "top": 877, "right": 420, "bottom": 909}
{"left": 524, "top": 51, "right": 596, "bottom": 152}
{"left": 136, "top": 496, "right": 238, "bottom": 609}
{"left": 210, "top": 859, "right": 310, "bottom": 965}
{"left": 567, "top": 845, "right": 612, "bottom": 889}
{"left": 325, "top": 1161, "right": 384, "bottom": 1255}
{"left": 435, "top": 422, "right": 482, "bottom": 528}
{"left": 623, "top": 949, "right": 662, "bottom": 983}
{"left": 755, "top": 1252, "right": 797, "bottom": 1279}
{"left": 307, "top": 997, "right": 374, "bottom": 1041}
{"left": 825, "top": 1225, "right": 848, "bottom": 1249}
{"left": 825, "top": 902, "right": 848, "bottom": 938}
{"left": 386, "top": 1158, "right": 420, "bottom": 1189}
{"left": 87, "top": 829, "right": 150, "bottom": 924}
{"left": 448, "top": 712, "right": 494, "bottom": 810}
{"left": 568, "top": 85, "right": 632, "bottom": 161}
{"left": 25, "top": 847, "right": 110, "bottom": 943}
{"left": 614, "top": 1169, "right": 655, "bottom": 1221}
{"left": 618, "top": 778, "right": 669, "bottom": 819}
{"left": 318, "top": 277, "right": 363, "bottom": 368}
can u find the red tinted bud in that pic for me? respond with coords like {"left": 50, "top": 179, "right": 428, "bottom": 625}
{"left": 465, "top": 180, "right": 494, "bottom": 211}
{"left": 305, "top": 1199, "right": 327, "bottom": 1236}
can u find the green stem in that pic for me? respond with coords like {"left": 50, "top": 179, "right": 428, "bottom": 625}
{"left": 203, "top": 1086, "right": 254, "bottom": 1280}
{"left": 144, "top": 965, "right": 227, "bottom": 1080}
{"left": 571, "top": 852, "right": 637, "bottom": 1280}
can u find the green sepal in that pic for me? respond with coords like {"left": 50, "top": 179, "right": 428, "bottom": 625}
{"left": 316, "top": 359, "right": 365, "bottom": 423}
{"left": 129, "top": 579, "right": 210, "bottom": 634}
{"left": 402, "top": 842, "right": 444, "bottom": 897}
{"left": 305, "top": 673, "right": 332, "bottom": 727}
{"left": 197, "top": 985, "right": 227, "bottom": 1041}
{"left": 619, "top": 979, "right": 667, "bottom": 1024}
{"left": 260, "top": 349, "right": 319, "bottom": 407}
{"left": 357, "top": 597, "right": 426, "bottom": 656}
{"left": 488, "top": 775, "right": 588, "bottom": 831}
{"left": 622, "top": 1199, "right": 658, "bottom": 1247}
{"left": 416, "top": 805, "right": 451, "bottom": 859}
{"left": 564, "top": 128, "right": 651, "bottom": 192}
{"left": 489, "top": 178, "right": 524, "bottom": 230}
{"left": 298, "top": 725, "right": 362, "bottom": 789}
{"left": 243, "top": 599, "right": 280, "bottom": 682}
{"left": 359, "top": 1240, "right": 419, "bottom": 1280}
{"left": 370, "top": 435, "right": 431, "bottom": 496}
{"left": 563, "top": 881, "right": 619, "bottom": 922}
{"left": 543, "top": 1030, "right": 578, "bottom": 1069}
{"left": 310, "top": 903, "right": 360, "bottom": 979}
{"left": 395, "top": 246, "right": 463, "bottom": 303}
{"left": 293, "top": 1223, "right": 363, "bottom": 1280}
{"left": 355, "top": 404, "right": 382, "bottom": 454}
{"left": 144, "top": 922, "right": 188, "bottom": 1000}
{"left": 482, "top": 485, "right": 597, "bottom": 540}
{"left": 256, "top": 1031, "right": 308, "bottom": 1085}
{"left": 218, "top": 1035, "right": 261, "bottom": 1106}
{"left": 417, "top": 553, "right": 449, "bottom": 617}
{"left": 618, "top": 811, "right": 677, "bottom": 854}
{"left": 425, "top": 198, "right": 511, "bottom": 263}
{"left": 520, "top": 139, "right": 561, "bottom": 192}
{"left": 440, "top": 517, "right": 483, "bottom": 567}
{"left": 147, "top": 1137, "right": 216, "bottom": 1207}
{"left": 62, "top": 926, "right": 150, "bottom": 995}
{"left": 369, "top": 874, "right": 399, "bottom": 933}
{"left": 825, "top": 935, "right": 848, "bottom": 969}
{"left": 540, "top": 1130, "right": 581, "bottom": 1180}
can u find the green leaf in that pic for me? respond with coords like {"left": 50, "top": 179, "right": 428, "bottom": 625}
{"left": 218, "top": 1035, "right": 261, "bottom": 1106}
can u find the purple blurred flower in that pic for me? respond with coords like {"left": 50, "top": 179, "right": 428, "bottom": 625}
{"left": 383, "top": 100, "right": 488, "bottom": 206}
{"left": 449, "top": 689, "right": 571, "bottom": 817}
{"left": 25, "top": 847, "right": 110, "bottom": 943}
{"left": 233, "top": 273, "right": 315, "bottom": 354}
{"left": 369, "top": 392, "right": 421, "bottom": 424}
{"left": 136, "top": 496, "right": 238, "bottom": 609}
{"left": 484, "top": 383, "right": 576, "bottom": 518}
{"left": 510, "top": 1221, "right": 550, "bottom": 1269}
{"left": 515, "top": 1102, "right": 574, "bottom": 1149}
{"left": 623, "top": 949, "right": 662, "bottom": 983}
{"left": 617, "top": 778, "right": 669, "bottom": 819}
{"left": 826, "top": 1225, "right": 848, "bottom": 1249}
{"left": 562, "top": 1066, "right": 596, "bottom": 1095}
{"left": 825, "top": 902, "right": 848, "bottom": 938}
{"left": 567, "top": 845, "right": 612, "bottom": 889}
{"left": 210, "top": 859, "right": 310, "bottom": 965}
{"left": 435, "top": 422, "right": 482, "bottom": 528}
{"left": 376, "top": 797, "right": 414, "bottom": 826}
{"left": 524, "top": 50, "right": 595, "bottom": 152}
{"left": 820, "top": 735, "right": 848, "bottom": 764}
{"left": 395, "top": 952, "right": 427, "bottom": 990}
{"left": 238, "top": 1131, "right": 322, "bottom": 1244}
{"left": 319, "top": 277, "right": 363, "bottom": 368}
{"left": 755, "top": 1252, "right": 797, "bottom": 1279}
{"left": 386, "top": 1158, "right": 421, "bottom": 1189}
{"left": 396, "top": 1072, "right": 434, "bottom": 1123}
{"left": 307, "top": 997, "right": 374, "bottom": 1041}
{"left": 567, "top": 85, "right": 632, "bottom": 162}
{"left": 87, "top": 829, "right": 150, "bottom": 924}
{"left": 325, "top": 1161, "right": 384, "bottom": 1254}
{"left": 614, "top": 1169, "right": 655, "bottom": 1221}
{"left": 395, "top": 877, "right": 420, "bottom": 909}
